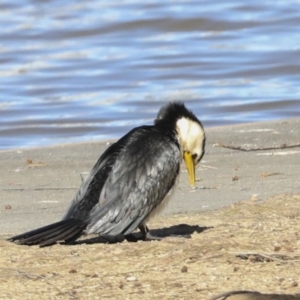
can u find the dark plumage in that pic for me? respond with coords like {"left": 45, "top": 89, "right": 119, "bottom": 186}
{"left": 8, "top": 102, "right": 205, "bottom": 247}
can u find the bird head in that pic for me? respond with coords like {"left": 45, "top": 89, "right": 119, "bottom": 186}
{"left": 155, "top": 102, "right": 205, "bottom": 186}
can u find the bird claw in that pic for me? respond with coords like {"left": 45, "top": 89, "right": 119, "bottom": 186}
{"left": 144, "top": 232, "right": 163, "bottom": 241}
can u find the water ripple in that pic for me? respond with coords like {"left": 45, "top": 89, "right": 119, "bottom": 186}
{"left": 0, "top": 0, "right": 300, "bottom": 149}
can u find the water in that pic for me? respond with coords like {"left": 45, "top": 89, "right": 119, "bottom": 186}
{"left": 1, "top": 0, "right": 300, "bottom": 150}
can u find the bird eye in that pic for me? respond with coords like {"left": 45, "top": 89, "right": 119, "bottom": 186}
{"left": 192, "top": 153, "right": 198, "bottom": 160}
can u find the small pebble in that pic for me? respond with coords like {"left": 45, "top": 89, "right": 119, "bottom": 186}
{"left": 274, "top": 245, "right": 281, "bottom": 252}
{"left": 126, "top": 276, "right": 137, "bottom": 282}
{"left": 181, "top": 266, "right": 188, "bottom": 273}
{"left": 233, "top": 266, "right": 239, "bottom": 272}
{"left": 291, "top": 281, "right": 298, "bottom": 287}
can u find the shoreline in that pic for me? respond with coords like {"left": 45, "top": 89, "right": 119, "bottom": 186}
{"left": 1, "top": 116, "right": 300, "bottom": 153}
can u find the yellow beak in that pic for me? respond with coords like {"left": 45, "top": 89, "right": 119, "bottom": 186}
{"left": 183, "top": 152, "right": 195, "bottom": 186}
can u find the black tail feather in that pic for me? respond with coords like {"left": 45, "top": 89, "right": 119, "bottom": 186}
{"left": 21, "top": 220, "right": 79, "bottom": 246}
{"left": 39, "top": 224, "right": 84, "bottom": 247}
{"left": 16, "top": 219, "right": 77, "bottom": 245}
{"left": 8, "top": 219, "right": 86, "bottom": 247}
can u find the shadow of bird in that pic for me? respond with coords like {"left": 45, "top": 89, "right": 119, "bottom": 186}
{"left": 75, "top": 224, "right": 212, "bottom": 245}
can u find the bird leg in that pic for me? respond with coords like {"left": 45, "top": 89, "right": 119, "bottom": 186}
{"left": 124, "top": 224, "right": 163, "bottom": 242}
{"left": 139, "top": 224, "right": 163, "bottom": 241}
{"left": 124, "top": 224, "right": 191, "bottom": 243}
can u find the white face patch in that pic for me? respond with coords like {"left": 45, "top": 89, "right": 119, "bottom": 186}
{"left": 176, "top": 117, "right": 205, "bottom": 163}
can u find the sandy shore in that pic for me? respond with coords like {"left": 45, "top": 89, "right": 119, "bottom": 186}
{"left": 1, "top": 118, "right": 300, "bottom": 299}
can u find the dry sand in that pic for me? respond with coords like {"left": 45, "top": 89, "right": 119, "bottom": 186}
{"left": 1, "top": 194, "right": 300, "bottom": 300}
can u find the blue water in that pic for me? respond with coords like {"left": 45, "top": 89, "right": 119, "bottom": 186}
{"left": 1, "top": 0, "right": 300, "bottom": 149}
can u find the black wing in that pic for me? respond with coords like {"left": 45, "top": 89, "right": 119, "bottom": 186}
{"left": 85, "top": 126, "right": 181, "bottom": 236}
{"left": 62, "top": 141, "right": 121, "bottom": 221}
{"left": 62, "top": 126, "right": 157, "bottom": 221}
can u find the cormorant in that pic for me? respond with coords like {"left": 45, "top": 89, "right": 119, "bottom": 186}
{"left": 9, "top": 102, "right": 205, "bottom": 247}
